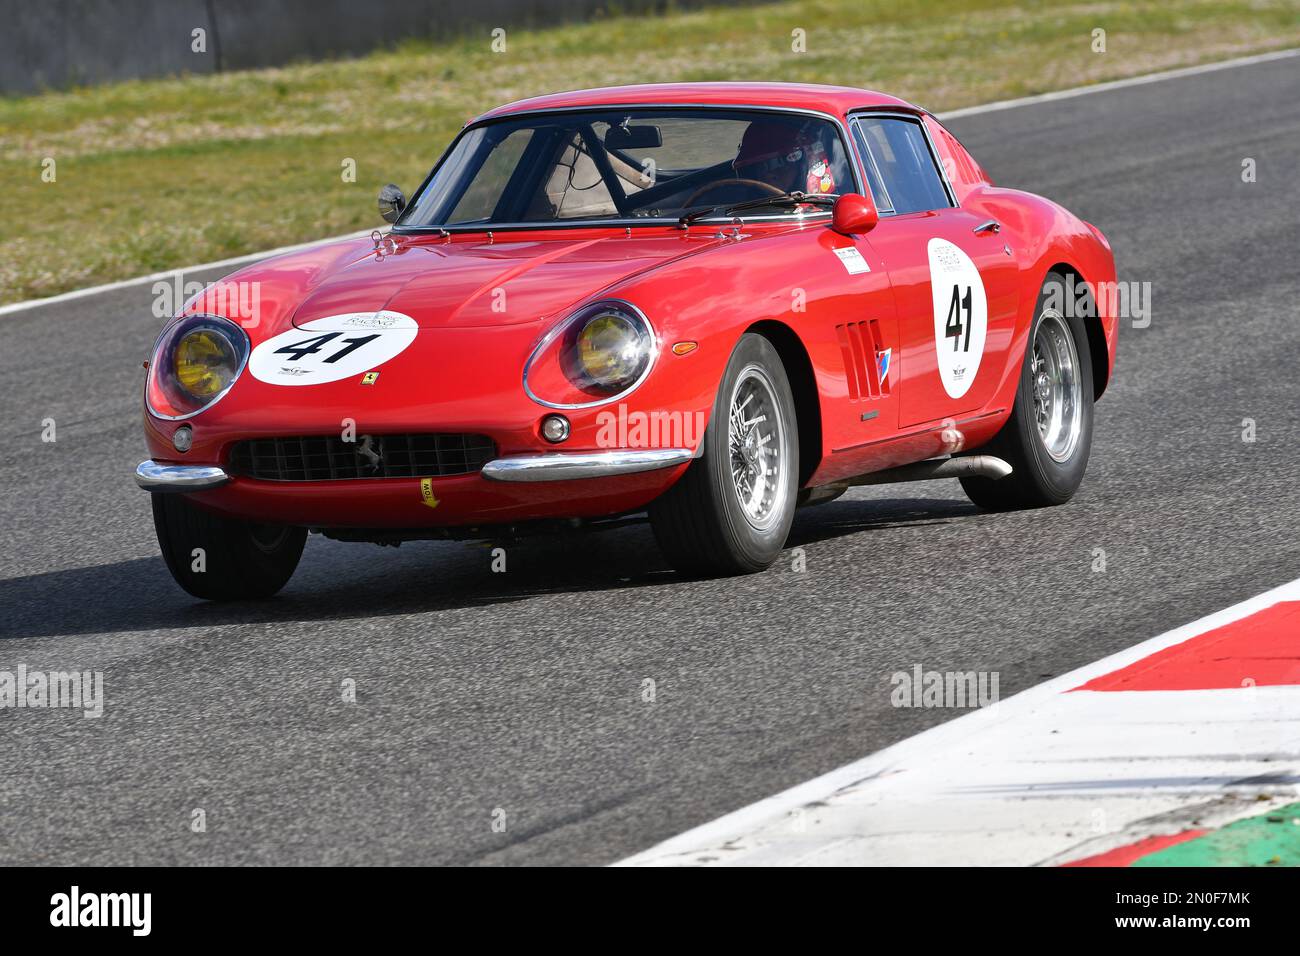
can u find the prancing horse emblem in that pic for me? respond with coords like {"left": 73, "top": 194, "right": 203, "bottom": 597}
{"left": 355, "top": 435, "right": 382, "bottom": 472}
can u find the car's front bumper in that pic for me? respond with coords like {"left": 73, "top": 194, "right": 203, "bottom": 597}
{"left": 135, "top": 460, "right": 231, "bottom": 491}
{"left": 136, "top": 448, "right": 693, "bottom": 493}
{"left": 479, "top": 448, "right": 693, "bottom": 482}
{"left": 133, "top": 448, "right": 695, "bottom": 527}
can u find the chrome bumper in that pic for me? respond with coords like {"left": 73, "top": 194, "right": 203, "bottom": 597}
{"left": 135, "top": 460, "right": 230, "bottom": 492}
{"left": 481, "top": 448, "right": 694, "bottom": 482}
{"left": 137, "top": 448, "right": 692, "bottom": 489}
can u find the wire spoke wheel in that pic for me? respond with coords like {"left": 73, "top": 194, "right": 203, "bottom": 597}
{"left": 648, "top": 333, "right": 798, "bottom": 575}
{"left": 958, "top": 272, "right": 1095, "bottom": 513}
{"left": 1030, "top": 309, "right": 1083, "bottom": 463}
{"left": 727, "top": 364, "right": 787, "bottom": 531}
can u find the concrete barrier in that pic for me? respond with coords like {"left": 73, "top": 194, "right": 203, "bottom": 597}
{"left": 0, "top": 0, "right": 756, "bottom": 94}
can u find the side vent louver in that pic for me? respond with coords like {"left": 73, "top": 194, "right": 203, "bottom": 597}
{"left": 835, "top": 319, "right": 891, "bottom": 402}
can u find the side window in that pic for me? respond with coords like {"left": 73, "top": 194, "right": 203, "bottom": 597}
{"left": 527, "top": 130, "right": 620, "bottom": 220}
{"left": 608, "top": 116, "right": 752, "bottom": 186}
{"left": 447, "top": 128, "right": 534, "bottom": 223}
{"left": 851, "top": 116, "right": 952, "bottom": 215}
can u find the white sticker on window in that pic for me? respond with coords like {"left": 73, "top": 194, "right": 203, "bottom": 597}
{"left": 927, "top": 238, "right": 987, "bottom": 399}
{"left": 832, "top": 245, "right": 871, "bottom": 275}
{"left": 248, "top": 311, "right": 418, "bottom": 386}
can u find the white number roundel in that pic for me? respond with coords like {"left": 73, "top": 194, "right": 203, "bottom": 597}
{"left": 248, "top": 311, "right": 418, "bottom": 386}
{"left": 928, "top": 238, "right": 987, "bottom": 399}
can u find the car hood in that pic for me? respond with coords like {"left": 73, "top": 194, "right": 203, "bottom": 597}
{"left": 287, "top": 232, "right": 720, "bottom": 331}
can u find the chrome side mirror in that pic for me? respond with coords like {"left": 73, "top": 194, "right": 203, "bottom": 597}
{"left": 378, "top": 183, "right": 406, "bottom": 224}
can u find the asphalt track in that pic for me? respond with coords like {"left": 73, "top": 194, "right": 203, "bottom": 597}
{"left": 1, "top": 54, "right": 1297, "bottom": 865}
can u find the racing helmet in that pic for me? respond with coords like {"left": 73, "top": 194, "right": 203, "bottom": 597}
{"left": 733, "top": 119, "right": 836, "bottom": 194}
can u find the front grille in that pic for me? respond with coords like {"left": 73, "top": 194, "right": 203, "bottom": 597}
{"left": 227, "top": 433, "right": 495, "bottom": 481}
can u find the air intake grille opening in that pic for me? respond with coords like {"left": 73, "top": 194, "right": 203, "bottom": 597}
{"left": 227, "top": 433, "right": 495, "bottom": 481}
{"left": 835, "top": 319, "right": 891, "bottom": 401}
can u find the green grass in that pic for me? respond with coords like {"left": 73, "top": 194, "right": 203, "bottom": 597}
{"left": 1, "top": 0, "right": 1297, "bottom": 304}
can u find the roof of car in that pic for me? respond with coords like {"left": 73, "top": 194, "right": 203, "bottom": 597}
{"left": 478, "top": 82, "right": 922, "bottom": 122}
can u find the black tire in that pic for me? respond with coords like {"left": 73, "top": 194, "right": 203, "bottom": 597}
{"left": 151, "top": 493, "right": 306, "bottom": 600}
{"left": 649, "top": 333, "right": 799, "bottom": 575}
{"left": 960, "top": 271, "right": 1094, "bottom": 511}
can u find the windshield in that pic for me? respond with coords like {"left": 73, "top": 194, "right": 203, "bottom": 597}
{"left": 398, "top": 108, "right": 855, "bottom": 228}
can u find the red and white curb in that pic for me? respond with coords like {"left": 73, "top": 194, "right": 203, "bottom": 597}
{"left": 617, "top": 578, "right": 1300, "bottom": 866}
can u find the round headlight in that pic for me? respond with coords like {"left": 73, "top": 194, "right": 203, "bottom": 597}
{"left": 563, "top": 305, "right": 652, "bottom": 395}
{"left": 523, "top": 300, "right": 657, "bottom": 408}
{"left": 147, "top": 314, "right": 250, "bottom": 419}
{"left": 575, "top": 312, "right": 651, "bottom": 391}
{"left": 174, "top": 327, "right": 239, "bottom": 399}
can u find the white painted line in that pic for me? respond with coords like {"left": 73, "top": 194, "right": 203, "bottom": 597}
{"left": 615, "top": 576, "right": 1300, "bottom": 866}
{"left": 2, "top": 47, "right": 1296, "bottom": 320}
{"left": 0, "top": 229, "right": 374, "bottom": 319}
{"left": 936, "top": 47, "right": 1299, "bottom": 120}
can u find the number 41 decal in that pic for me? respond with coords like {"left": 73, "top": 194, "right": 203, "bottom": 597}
{"left": 275, "top": 332, "right": 381, "bottom": 364}
{"left": 249, "top": 311, "right": 418, "bottom": 386}
{"left": 945, "top": 284, "right": 973, "bottom": 353}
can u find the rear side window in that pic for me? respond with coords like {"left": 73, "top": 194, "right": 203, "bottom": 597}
{"left": 851, "top": 116, "right": 952, "bottom": 215}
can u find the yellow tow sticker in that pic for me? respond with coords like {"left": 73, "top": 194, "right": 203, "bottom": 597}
{"left": 419, "top": 478, "right": 440, "bottom": 510}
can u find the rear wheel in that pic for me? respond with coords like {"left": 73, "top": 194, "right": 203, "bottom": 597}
{"left": 151, "top": 493, "right": 306, "bottom": 600}
{"left": 960, "top": 271, "right": 1094, "bottom": 510}
{"left": 650, "top": 333, "right": 798, "bottom": 575}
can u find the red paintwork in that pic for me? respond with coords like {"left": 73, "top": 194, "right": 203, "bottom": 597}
{"left": 142, "top": 82, "right": 1118, "bottom": 530}
{"left": 481, "top": 82, "right": 917, "bottom": 121}
{"left": 831, "top": 193, "right": 878, "bottom": 235}
{"left": 1072, "top": 602, "right": 1300, "bottom": 692}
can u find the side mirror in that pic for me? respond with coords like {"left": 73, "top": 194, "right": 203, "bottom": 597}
{"left": 832, "top": 192, "right": 878, "bottom": 235}
{"left": 378, "top": 183, "right": 406, "bottom": 224}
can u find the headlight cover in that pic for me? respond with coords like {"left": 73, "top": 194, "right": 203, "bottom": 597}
{"left": 524, "top": 300, "right": 657, "bottom": 408}
{"left": 147, "top": 314, "right": 251, "bottom": 419}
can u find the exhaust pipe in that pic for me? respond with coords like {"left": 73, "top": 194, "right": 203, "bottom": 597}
{"left": 796, "top": 456, "right": 1012, "bottom": 505}
{"left": 846, "top": 455, "right": 1013, "bottom": 486}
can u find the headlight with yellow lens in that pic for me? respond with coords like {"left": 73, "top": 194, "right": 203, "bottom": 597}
{"left": 147, "top": 315, "right": 250, "bottom": 419}
{"left": 560, "top": 302, "right": 653, "bottom": 394}
{"left": 574, "top": 311, "right": 652, "bottom": 392}
{"left": 175, "top": 327, "right": 239, "bottom": 399}
{"left": 523, "top": 300, "right": 657, "bottom": 408}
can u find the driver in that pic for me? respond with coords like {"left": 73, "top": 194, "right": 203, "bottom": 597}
{"left": 733, "top": 120, "right": 836, "bottom": 195}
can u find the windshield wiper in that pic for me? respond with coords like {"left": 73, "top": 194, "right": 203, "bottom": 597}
{"left": 677, "top": 190, "right": 837, "bottom": 227}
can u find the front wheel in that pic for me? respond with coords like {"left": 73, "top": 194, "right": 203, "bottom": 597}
{"left": 151, "top": 492, "right": 306, "bottom": 600}
{"left": 960, "top": 271, "right": 1094, "bottom": 511}
{"left": 649, "top": 333, "right": 799, "bottom": 575}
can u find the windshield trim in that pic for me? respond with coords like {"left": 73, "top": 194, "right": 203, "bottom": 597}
{"left": 392, "top": 104, "right": 861, "bottom": 233}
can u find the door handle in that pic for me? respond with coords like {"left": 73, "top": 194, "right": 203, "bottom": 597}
{"left": 973, "top": 219, "right": 1001, "bottom": 235}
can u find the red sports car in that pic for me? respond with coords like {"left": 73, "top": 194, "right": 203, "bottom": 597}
{"left": 137, "top": 82, "right": 1118, "bottom": 600}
